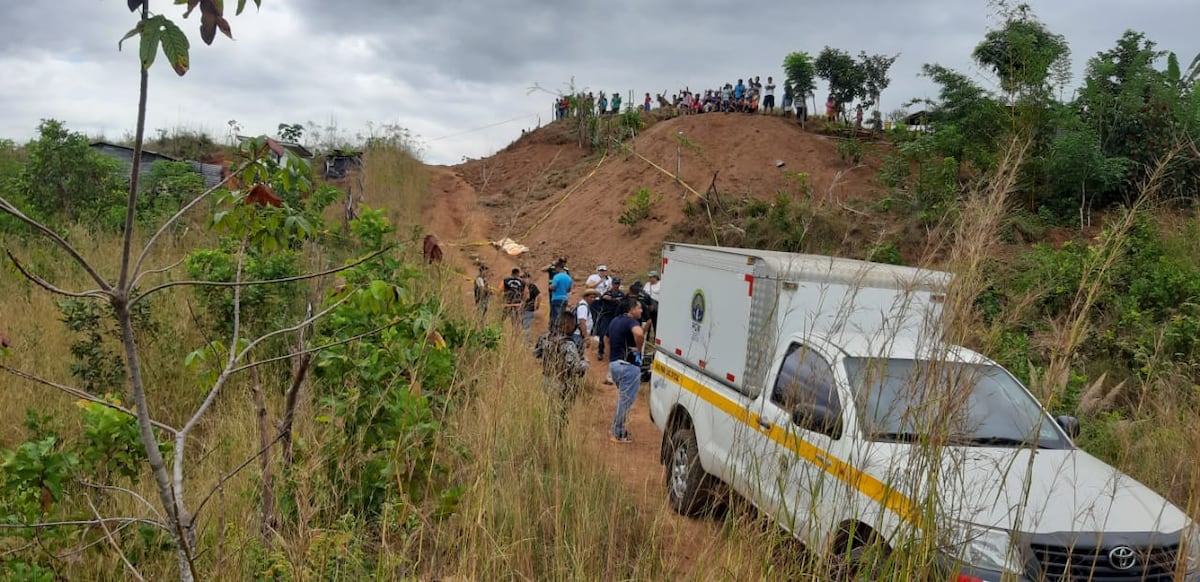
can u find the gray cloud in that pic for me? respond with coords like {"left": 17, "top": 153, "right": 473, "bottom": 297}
{"left": 1, "top": 1, "right": 1198, "bottom": 164}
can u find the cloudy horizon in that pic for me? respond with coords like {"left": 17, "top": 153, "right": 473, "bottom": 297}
{"left": 1, "top": 1, "right": 1195, "bottom": 165}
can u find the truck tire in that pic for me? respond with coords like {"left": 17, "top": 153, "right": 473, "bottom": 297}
{"left": 665, "top": 427, "right": 711, "bottom": 517}
{"left": 834, "top": 527, "right": 891, "bottom": 581}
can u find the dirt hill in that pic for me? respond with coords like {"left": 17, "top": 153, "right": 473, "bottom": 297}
{"left": 451, "top": 113, "right": 882, "bottom": 279}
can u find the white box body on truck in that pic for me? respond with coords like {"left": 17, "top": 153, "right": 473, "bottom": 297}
{"left": 648, "top": 243, "right": 1199, "bottom": 581}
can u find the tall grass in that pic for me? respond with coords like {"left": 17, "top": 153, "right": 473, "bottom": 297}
{"left": 4, "top": 133, "right": 1200, "bottom": 581}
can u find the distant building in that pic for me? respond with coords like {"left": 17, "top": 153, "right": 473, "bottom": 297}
{"left": 323, "top": 149, "right": 363, "bottom": 180}
{"left": 89, "top": 141, "right": 178, "bottom": 181}
{"left": 237, "top": 136, "right": 314, "bottom": 164}
{"left": 90, "top": 141, "right": 228, "bottom": 190}
{"left": 189, "top": 160, "right": 226, "bottom": 189}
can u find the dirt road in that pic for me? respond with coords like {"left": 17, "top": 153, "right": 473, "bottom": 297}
{"left": 423, "top": 165, "right": 729, "bottom": 578}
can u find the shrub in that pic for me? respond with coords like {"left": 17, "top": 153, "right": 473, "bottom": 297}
{"left": 867, "top": 242, "right": 904, "bottom": 265}
{"left": 836, "top": 138, "right": 864, "bottom": 165}
{"left": 12, "top": 120, "right": 127, "bottom": 224}
{"left": 618, "top": 187, "right": 662, "bottom": 230}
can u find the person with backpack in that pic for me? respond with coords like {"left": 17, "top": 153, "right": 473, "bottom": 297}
{"left": 501, "top": 267, "right": 526, "bottom": 324}
{"left": 576, "top": 288, "right": 599, "bottom": 351}
{"left": 533, "top": 310, "right": 591, "bottom": 423}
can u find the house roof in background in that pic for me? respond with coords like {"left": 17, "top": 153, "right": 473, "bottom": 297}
{"left": 236, "top": 135, "right": 314, "bottom": 159}
{"left": 89, "top": 141, "right": 179, "bottom": 161}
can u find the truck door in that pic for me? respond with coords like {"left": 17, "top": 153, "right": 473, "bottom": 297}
{"left": 749, "top": 341, "right": 850, "bottom": 544}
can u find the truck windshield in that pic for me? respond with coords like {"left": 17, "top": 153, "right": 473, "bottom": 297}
{"left": 843, "top": 358, "right": 1070, "bottom": 450}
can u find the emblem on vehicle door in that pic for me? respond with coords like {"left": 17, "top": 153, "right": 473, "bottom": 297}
{"left": 690, "top": 290, "right": 706, "bottom": 324}
{"left": 1107, "top": 546, "right": 1137, "bottom": 571}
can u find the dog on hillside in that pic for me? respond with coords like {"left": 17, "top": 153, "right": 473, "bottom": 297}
{"left": 422, "top": 234, "right": 444, "bottom": 264}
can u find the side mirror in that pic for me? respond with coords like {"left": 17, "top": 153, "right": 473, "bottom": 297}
{"left": 1056, "top": 415, "right": 1080, "bottom": 439}
{"left": 793, "top": 405, "right": 843, "bottom": 439}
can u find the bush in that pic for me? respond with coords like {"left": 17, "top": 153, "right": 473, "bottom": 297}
{"left": 618, "top": 187, "right": 662, "bottom": 230}
{"left": 836, "top": 139, "right": 864, "bottom": 165}
{"left": 866, "top": 242, "right": 904, "bottom": 265}
{"left": 12, "top": 120, "right": 128, "bottom": 225}
{"left": 139, "top": 160, "right": 205, "bottom": 221}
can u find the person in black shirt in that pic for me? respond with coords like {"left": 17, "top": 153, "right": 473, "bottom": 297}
{"left": 521, "top": 272, "right": 540, "bottom": 341}
{"left": 501, "top": 268, "right": 526, "bottom": 324}
{"left": 595, "top": 277, "right": 627, "bottom": 361}
{"left": 607, "top": 298, "right": 644, "bottom": 444}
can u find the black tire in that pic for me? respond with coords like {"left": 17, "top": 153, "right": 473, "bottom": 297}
{"left": 664, "top": 427, "right": 712, "bottom": 517}
{"left": 834, "top": 527, "right": 892, "bottom": 581}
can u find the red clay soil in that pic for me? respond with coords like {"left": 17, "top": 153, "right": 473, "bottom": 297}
{"left": 454, "top": 113, "right": 881, "bottom": 282}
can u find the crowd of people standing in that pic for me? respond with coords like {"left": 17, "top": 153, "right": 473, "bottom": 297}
{"left": 550, "top": 76, "right": 889, "bottom": 129}
{"left": 550, "top": 74, "right": 835, "bottom": 123}
{"left": 473, "top": 259, "right": 662, "bottom": 443}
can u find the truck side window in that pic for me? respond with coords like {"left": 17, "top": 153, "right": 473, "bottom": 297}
{"left": 771, "top": 343, "right": 841, "bottom": 434}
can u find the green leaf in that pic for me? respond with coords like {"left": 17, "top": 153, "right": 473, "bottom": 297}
{"left": 158, "top": 18, "right": 191, "bottom": 76}
{"left": 139, "top": 16, "right": 164, "bottom": 70}
{"left": 118, "top": 22, "right": 144, "bottom": 51}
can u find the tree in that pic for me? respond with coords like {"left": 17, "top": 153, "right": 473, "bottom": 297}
{"left": 972, "top": 3, "right": 1069, "bottom": 99}
{"left": 783, "top": 51, "right": 817, "bottom": 104}
{"left": 15, "top": 120, "right": 126, "bottom": 222}
{"left": 277, "top": 122, "right": 304, "bottom": 143}
{"left": 1046, "top": 126, "right": 1130, "bottom": 226}
{"left": 815, "top": 47, "right": 865, "bottom": 118}
{"left": 859, "top": 52, "right": 899, "bottom": 110}
{"left": 918, "top": 64, "right": 1008, "bottom": 170}
{"left": 1079, "top": 30, "right": 1200, "bottom": 198}
{"left": 0, "top": 3, "right": 370, "bottom": 581}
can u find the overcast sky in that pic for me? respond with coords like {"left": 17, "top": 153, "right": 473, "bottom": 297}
{"left": 1, "top": 1, "right": 1196, "bottom": 165}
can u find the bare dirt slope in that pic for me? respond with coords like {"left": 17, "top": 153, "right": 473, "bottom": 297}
{"left": 456, "top": 113, "right": 880, "bottom": 279}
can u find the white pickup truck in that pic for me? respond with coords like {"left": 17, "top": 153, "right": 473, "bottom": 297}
{"left": 648, "top": 243, "right": 1199, "bottom": 581}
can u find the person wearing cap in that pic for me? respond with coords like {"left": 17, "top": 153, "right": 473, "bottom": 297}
{"left": 586, "top": 265, "right": 613, "bottom": 295}
{"left": 575, "top": 288, "right": 599, "bottom": 351}
{"left": 645, "top": 270, "right": 661, "bottom": 329}
{"left": 595, "top": 277, "right": 626, "bottom": 361}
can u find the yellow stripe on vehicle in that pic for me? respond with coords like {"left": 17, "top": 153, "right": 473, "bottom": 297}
{"left": 653, "top": 358, "right": 923, "bottom": 528}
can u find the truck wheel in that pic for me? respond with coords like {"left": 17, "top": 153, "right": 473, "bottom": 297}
{"left": 834, "top": 528, "right": 891, "bottom": 581}
{"left": 665, "top": 427, "right": 711, "bottom": 517}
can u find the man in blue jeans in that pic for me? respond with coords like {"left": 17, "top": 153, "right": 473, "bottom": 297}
{"left": 548, "top": 266, "right": 573, "bottom": 330}
{"left": 607, "top": 297, "right": 645, "bottom": 444}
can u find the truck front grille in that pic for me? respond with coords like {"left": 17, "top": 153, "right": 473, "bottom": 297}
{"left": 1028, "top": 542, "right": 1179, "bottom": 581}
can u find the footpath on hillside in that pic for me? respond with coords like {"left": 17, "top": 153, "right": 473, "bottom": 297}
{"left": 423, "top": 165, "right": 738, "bottom": 578}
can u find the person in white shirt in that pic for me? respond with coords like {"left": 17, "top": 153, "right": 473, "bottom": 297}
{"left": 586, "top": 265, "right": 613, "bottom": 295}
{"left": 645, "top": 270, "right": 661, "bottom": 329}
{"left": 576, "top": 288, "right": 599, "bottom": 349}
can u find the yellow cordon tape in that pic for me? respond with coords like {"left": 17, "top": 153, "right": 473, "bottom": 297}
{"left": 628, "top": 150, "right": 704, "bottom": 200}
{"left": 442, "top": 152, "right": 610, "bottom": 250}
{"left": 516, "top": 151, "right": 609, "bottom": 242}
{"left": 652, "top": 358, "right": 923, "bottom": 528}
